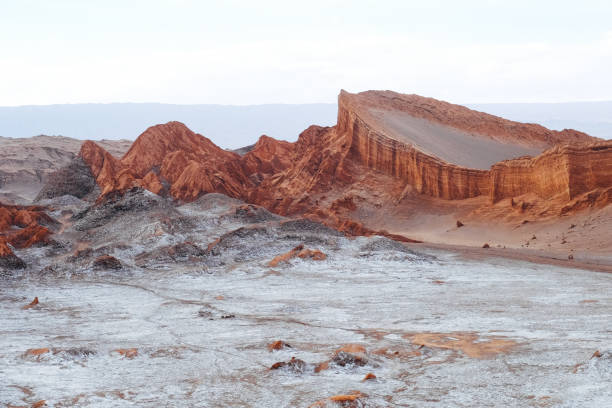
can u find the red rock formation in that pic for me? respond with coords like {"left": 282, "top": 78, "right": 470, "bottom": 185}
{"left": 75, "top": 90, "right": 612, "bottom": 244}
{"left": 122, "top": 121, "right": 238, "bottom": 178}
{"left": 240, "top": 135, "right": 294, "bottom": 184}
{"left": 80, "top": 122, "right": 290, "bottom": 202}
{"left": 80, "top": 141, "right": 139, "bottom": 196}
{"left": 249, "top": 125, "right": 353, "bottom": 215}
{"left": 309, "top": 391, "right": 368, "bottom": 408}
{"left": 0, "top": 202, "right": 55, "bottom": 267}
{"left": 338, "top": 95, "right": 491, "bottom": 199}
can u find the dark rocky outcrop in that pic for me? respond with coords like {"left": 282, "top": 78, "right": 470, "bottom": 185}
{"left": 35, "top": 157, "right": 98, "bottom": 201}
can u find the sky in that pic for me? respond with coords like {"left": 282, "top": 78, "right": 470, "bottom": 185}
{"left": 1, "top": 0, "right": 612, "bottom": 106}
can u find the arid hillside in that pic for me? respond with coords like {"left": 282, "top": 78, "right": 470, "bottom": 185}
{"left": 27, "top": 90, "right": 612, "bottom": 259}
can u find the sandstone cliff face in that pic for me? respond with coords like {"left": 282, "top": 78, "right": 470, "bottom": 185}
{"left": 338, "top": 95, "right": 490, "bottom": 200}
{"left": 338, "top": 91, "right": 608, "bottom": 205}
{"left": 490, "top": 141, "right": 612, "bottom": 203}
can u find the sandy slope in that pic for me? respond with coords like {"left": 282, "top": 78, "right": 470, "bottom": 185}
{"left": 370, "top": 109, "right": 543, "bottom": 169}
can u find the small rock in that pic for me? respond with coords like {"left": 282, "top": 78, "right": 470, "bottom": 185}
{"left": 23, "top": 348, "right": 50, "bottom": 359}
{"left": 333, "top": 351, "right": 367, "bottom": 367}
{"left": 221, "top": 314, "right": 235, "bottom": 319}
{"left": 92, "top": 255, "right": 122, "bottom": 270}
{"left": 22, "top": 297, "right": 39, "bottom": 310}
{"left": 113, "top": 348, "right": 138, "bottom": 359}
{"left": 267, "top": 340, "right": 291, "bottom": 351}
{"left": 270, "top": 356, "right": 307, "bottom": 373}
{"left": 482, "top": 243, "right": 490, "bottom": 249}
{"left": 568, "top": 254, "right": 574, "bottom": 260}
{"left": 332, "top": 344, "right": 368, "bottom": 367}
{"left": 362, "top": 372, "right": 377, "bottom": 381}
{"left": 456, "top": 220, "right": 464, "bottom": 228}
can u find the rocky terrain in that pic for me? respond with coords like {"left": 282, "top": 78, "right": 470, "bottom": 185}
{"left": 0, "top": 89, "right": 611, "bottom": 407}
{"left": 1, "top": 190, "right": 610, "bottom": 407}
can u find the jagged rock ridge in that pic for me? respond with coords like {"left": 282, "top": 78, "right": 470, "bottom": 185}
{"left": 40, "top": 90, "right": 612, "bottom": 238}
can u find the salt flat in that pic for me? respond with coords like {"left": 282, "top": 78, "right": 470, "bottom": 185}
{"left": 1, "top": 243, "right": 610, "bottom": 407}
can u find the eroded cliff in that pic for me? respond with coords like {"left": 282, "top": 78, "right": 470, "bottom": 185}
{"left": 54, "top": 90, "right": 611, "bottom": 242}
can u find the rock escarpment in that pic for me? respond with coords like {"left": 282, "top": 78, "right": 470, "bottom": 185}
{"left": 490, "top": 141, "right": 612, "bottom": 203}
{"left": 338, "top": 95, "right": 490, "bottom": 200}
{"left": 57, "top": 90, "right": 612, "bottom": 238}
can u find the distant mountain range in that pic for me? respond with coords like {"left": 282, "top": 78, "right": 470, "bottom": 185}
{"left": 0, "top": 100, "right": 610, "bottom": 149}
{"left": 0, "top": 103, "right": 338, "bottom": 149}
{"left": 468, "top": 101, "right": 612, "bottom": 140}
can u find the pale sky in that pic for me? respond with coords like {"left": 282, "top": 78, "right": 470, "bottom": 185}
{"left": 1, "top": 0, "right": 611, "bottom": 106}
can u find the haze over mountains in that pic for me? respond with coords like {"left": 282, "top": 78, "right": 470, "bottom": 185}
{"left": 1, "top": 100, "right": 610, "bottom": 148}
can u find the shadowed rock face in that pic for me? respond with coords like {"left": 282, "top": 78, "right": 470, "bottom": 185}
{"left": 71, "top": 187, "right": 168, "bottom": 231}
{"left": 0, "top": 244, "right": 26, "bottom": 270}
{"left": 35, "top": 157, "right": 98, "bottom": 201}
